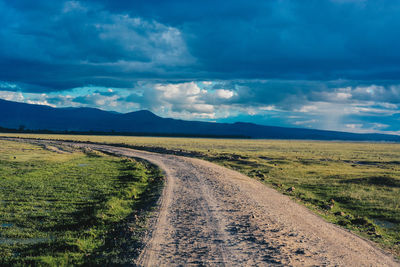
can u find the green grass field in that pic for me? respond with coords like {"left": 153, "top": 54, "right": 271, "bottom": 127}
{"left": 0, "top": 139, "right": 163, "bottom": 266}
{"left": 1, "top": 134, "right": 399, "bottom": 257}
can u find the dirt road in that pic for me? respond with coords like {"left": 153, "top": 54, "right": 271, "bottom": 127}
{"left": 8, "top": 139, "right": 400, "bottom": 266}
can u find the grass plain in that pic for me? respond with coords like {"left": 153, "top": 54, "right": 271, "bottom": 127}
{"left": 0, "top": 139, "right": 163, "bottom": 266}
{"left": 1, "top": 133, "right": 400, "bottom": 257}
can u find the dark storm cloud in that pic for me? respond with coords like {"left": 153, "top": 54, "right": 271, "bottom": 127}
{"left": 1, "top": 0, "right": 400, "bottom": 92}
{"left": 90, "top": 0, "right": 400, "bottom": 79}
{"left": 0, "top": 0, "right": 193, "bottom": 91}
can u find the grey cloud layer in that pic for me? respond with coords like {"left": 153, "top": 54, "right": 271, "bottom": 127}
{"left": 0, "top": 0, "right": 193, "bottom": 91}
{"left": 2, "top": 0, "right": 400, "bottom": 92}
{"left": 86, "top": 0, "right": 400, "bottom": 79}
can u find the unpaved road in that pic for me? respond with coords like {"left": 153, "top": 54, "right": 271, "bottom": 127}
{"left": 6, "top": 138, "right": 400, "bottom": 266}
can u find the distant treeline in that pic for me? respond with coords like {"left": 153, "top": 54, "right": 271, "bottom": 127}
{"left": 0, "top": 126, "right": 250, "bottom": 139}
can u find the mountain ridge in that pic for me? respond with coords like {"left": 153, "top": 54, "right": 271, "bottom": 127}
{"left": 0, "top": 98, "right": 399, "bottom": 141}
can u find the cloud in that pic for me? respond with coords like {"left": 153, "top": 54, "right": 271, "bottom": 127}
{"left": 215, "top": 89, "right": 234, "bottom": 99}
{"left": 0, "top": 0, "right": 193, "bottom": 91}
{"left": 351, "top": 85, "right": 400, "bottom": 103}
{"left": 0, "top": 90, "right": 56, "bottom": 107}
{"left": 73, "top": 93, "right": 119, "bottom": 107}
{"left": 1, "top": 0, "right": 400, "bottom": 93}
{"left": 0, "top": 91, "right": 24, "bottom": 102}
{"left": 129, "top": 0, "right": 400, "bottom": 80}
{"left": 132, "top": 82, "right": 216, "bottom": 118}
{"left": 294, "top": 119, "right": 317, "bottom": 126}
{"left": 26, "top": 99, "right": 55, "bottom": 107}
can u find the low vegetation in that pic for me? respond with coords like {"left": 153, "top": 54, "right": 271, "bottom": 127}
{"left": 0, "top": 139, "right": 163, "bottom": 265}
{"left": 1, "top": 134, "right": 399, "bottom": 257}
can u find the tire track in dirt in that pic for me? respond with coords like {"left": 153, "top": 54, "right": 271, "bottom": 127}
{"left": 6, "top": 139, "right": 400, "bottom": 266}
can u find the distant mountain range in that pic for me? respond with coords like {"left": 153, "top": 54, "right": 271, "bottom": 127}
{"left": 0, "top": 98, "right": 399, "bottom": 141}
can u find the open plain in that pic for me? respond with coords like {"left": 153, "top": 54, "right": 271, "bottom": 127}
{"left": 1, "top": 136, "right": 399, "bottom": 266}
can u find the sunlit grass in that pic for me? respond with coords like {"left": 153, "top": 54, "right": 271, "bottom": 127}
{"left": 0, "top": 139, "right": 163, "bottom": 265}
{"left": 1, "top": 133, "right": 399, "bottom": 256}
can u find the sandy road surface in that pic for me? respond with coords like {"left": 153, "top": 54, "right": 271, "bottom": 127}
{"left": 4, "top": 138, "right": 399, "bottom": 266}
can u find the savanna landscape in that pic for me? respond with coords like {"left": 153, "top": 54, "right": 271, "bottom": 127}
{"left": 0, "top": 134, "right": 399, "bottom": 265}
{"left": 1, "top": 0, "right": 400, "bottom": 266}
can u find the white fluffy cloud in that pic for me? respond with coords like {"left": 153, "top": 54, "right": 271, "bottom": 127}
{"left": 215, "top": 89, "right": 234, "bottom": 99}
{"left": 0, "top": 91, "right": 56, "bottom": 107}
{"left": 0, "top": 91, "right": 24, "bottom": 102}
{"left": 1, "top": 79, "right": 399, "bottom": 135}
{"left": 149, "top": 82, "right": 214, "bottom": 117}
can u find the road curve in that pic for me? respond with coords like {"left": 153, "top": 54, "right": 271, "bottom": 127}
{"left": 8, "top": 139, "right": 400, "bottom": 266}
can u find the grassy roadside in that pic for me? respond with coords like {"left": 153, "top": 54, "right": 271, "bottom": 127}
{"left": 1, "top": 134, "right": 399, "bottom": 258}
{"left": 0, "top": 139, "right": 163, "bottom": 266}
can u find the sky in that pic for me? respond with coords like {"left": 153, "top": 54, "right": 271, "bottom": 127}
{"left": 0, "top": 0, "right": 400, "bottom": 134}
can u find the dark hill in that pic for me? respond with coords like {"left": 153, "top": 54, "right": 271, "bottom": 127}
{"left": 0, "top": 99, "right": 399, "bottom": 141}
